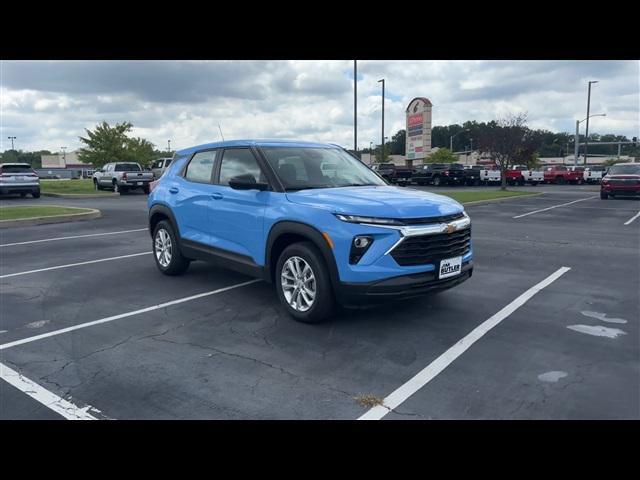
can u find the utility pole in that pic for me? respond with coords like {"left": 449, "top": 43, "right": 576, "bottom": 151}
{"left": 8, "top": 136, "right": 16, "bottom": 150}
{"left": 574, "top": 120, "right": 580, "bottom": 166}
{"left": 354, "top": 60, "right": 357, "bottom": 153}
{"left": 378, "top": 79, "right": 385, "bottom": 162}
{"left": 61, "top": 147, "right": 67, "bottom": 166}
{"left": 583, "top": 80, "right": 598, "bottom": 165}
{"left": 167, "top": 140, "right": 171, "bottom": 153}
{"left": 369, "top": 141, "right": 373, "bottom": 163}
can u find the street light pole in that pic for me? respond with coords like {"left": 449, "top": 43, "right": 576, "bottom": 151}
{"left": 378, "top": 79, "right": 385, "bottom": 162}
{"left": 8, "top": 136, "right": 16, "bottom": 150}
{"left": 369, "top": 141, "right": 373, "bottom": 163}
{"left": 354, "top": 60, "right": 357, "bottom": 153}
{"left": 168, "top": 140, "right": 171, "bottom": 153}
{"left": 574, "top": 113, "right": 605, "bottom": 166}
{"left": 583, "top": 80, "right": 598, "bottom": 165}
{"left": 450, "top": 129, "right": 469, "bottom": 152}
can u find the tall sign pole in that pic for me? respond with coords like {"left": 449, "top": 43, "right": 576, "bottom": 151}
{"left": 583, "top": 80, "right": 598, "bottom": 165}
{"left": 354, "top": 60, "right": 357, "bottom": 153}
{"left": 574, "top": 120, "right": 580, "bottom": 166}
{"left": 378, "top": 79, "right": 385, "bottom": 162}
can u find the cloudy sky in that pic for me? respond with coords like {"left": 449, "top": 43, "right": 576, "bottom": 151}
{"left": 1, "top": 60, "right": 638, "bottom": 153}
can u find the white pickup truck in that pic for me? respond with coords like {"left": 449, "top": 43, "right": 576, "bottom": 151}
{"left": 583, "top": 166, "right": 606, "bottom": 184}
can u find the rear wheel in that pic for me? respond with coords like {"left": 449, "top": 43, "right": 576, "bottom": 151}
{"left": 31, "top": 189, "right": 40, "bottom": 198}
{"left": 556, "top": 176, "right": 565, "bottom": 185}
{"left": 600, "top": 191, "right": 608, "bottom": 199}
{"left": 432, "top": 176, "right": 442, "bottom": 187}
{"left": 275, "top": 242, "right": 335, "bottom": 323}
{"left": 153, "top": 220, "right": 190, "bottom": 275}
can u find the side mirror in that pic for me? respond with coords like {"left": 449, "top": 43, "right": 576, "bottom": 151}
{"left": 228, "top": 174, "right": 268, "bottom": 191}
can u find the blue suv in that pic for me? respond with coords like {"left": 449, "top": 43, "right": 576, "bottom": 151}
{"left": 148, "top": 140, "right": 473, "bottom": 323}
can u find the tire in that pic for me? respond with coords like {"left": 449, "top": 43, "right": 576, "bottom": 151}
{"left": 518, "top": 178, "right": 525, "bottom": 186}
{"left": 113, "top": 181, "right": 119, "bottom": 193}
{"left": 31, "top": 189, "right": 40, "bottom": 198}
{"left": 600, "top": 191, "right": 608, "bottom": 199}
{"left": 152, "top": 220, "right": 190, "bottom": 276}
{"left": 556, "top": 176, "right": 565, "bottom": 185}
{"left": 432, "top": 176, "right": 442, "bottom": 187}
{"left": 143, "top": 185, "right": 150, "bottom": 194}
{"left": 275, "top": 241, "right": 335, "bottom": 323}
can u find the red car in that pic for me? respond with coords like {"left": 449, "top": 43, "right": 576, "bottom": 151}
{"left": 543, "top": 165, "right": 583, "bottom": 185}
{"left": 600, "top": 163, "right": 640, "bottom": 199}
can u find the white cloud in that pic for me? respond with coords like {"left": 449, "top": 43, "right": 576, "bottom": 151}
{"left": 1, "top": 60, "right": 638, "bottom": 152}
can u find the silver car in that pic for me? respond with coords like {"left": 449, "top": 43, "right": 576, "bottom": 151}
{"left": 151, "top": 157, "right": 173, "bottom": 179}
{"left": 0, "top": 163, "right": 41, "bottom": 198}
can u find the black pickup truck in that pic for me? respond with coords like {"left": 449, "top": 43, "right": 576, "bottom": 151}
{"left": 412, "top": 163, "right": 477, "bottom": 186}
{"left": 371, "top": 163, "right": 412, "bottom": 186}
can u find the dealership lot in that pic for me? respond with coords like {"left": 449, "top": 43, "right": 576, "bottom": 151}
{"left": 1, "top": 186, "right": 638, "bottom": 419}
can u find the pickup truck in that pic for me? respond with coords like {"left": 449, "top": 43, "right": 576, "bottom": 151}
{"left": 543, "top": 165, "right": 583, "bottom": 185}
{"left": 463, "top": 165, "right": 501, "bottom": 185}
{"left": 412, "top": 163, "right": 468, "bottom": 186}
{"left": 583, "top": 166, "right": 606, "bottom": 184}
{"left": 93, "top": 162, "right": 154, "bottom": 194}
{"left": 371, "top": 163, "right": 412, "bottom": 186}
{"left": 505, "top": 165, "right": 544, "bottom": 186}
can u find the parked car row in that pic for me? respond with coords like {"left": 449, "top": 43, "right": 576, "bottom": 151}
{"left": 370, "top": 162, "right": 610, "bottom": 187}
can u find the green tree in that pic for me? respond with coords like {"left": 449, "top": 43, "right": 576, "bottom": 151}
{"left": 424, "top": 148, "right": 458, "bottom": 164}
{"left": 78, "top": 121, "right": 156, "bottom": 169}
{"left": 125, "top": 137, "right": 156, "bottom": 168}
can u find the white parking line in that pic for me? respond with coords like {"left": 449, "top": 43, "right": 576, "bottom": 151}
{"left": 0, "top": 252, "right": 152, "bottom": 279}
{"left": 0, "top": 361, "right": 99, "bottom": 420}
{"left": 513, "top": 196, "right": 598, "bottom": 219}
{"left": 358, "top": 266, "right": 571, "bottom": 420}
{"left": 0, "top": 279, "right": 261, "bottom": 351}
{"left": 0, "top": 228, "right": 147, "bottom": 248}
{"left": 624, "top": 211, "right": 640, "bottom": 226}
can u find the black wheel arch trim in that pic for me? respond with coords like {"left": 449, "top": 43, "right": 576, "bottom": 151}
{"left": 265, "top": 221, "right": 340, "bottom": 291}
{"left": 148, "top": 204, "right": 180, "bottom": 239}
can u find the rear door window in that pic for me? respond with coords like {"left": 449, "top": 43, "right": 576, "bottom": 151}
{"left": 185, "top": 150, "right": 216, "bottom": 183}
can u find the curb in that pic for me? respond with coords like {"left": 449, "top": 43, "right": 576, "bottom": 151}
{"left": 42, "top": 192, "right": 117, "bottom": 198}
{"left": 462, "top": 192, "right": 545, "bottom": 206}
{"left": 0, "top": 207, "right": 102, "bottom": 228}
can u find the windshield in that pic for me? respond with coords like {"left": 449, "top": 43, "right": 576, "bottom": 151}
{"left": 607, "top": 165, "right": 640, "bottom": 175}
{"left": 261, "top": 147, "right": 387, "bottom": 190}
{"left": 115, "top": 163, "right": 141, "bottom": 172}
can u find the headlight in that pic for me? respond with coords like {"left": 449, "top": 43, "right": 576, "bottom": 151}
{"left": 335, "top": 214, "right": 404, "bottom": 226}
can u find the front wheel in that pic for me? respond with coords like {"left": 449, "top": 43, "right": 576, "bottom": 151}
{"left": 432, "top": 176, "right": 442, "bottom": 187}
{"left": 153, "top": 220, "right": 190, "bottom": 275}
{"left": 275, "top": 242, "right": 335, "bottom": 323}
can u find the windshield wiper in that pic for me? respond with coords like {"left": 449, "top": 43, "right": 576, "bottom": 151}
{"left": 339, "top": 183, "right": 379, "bottom": 187}
{"left": 284, "top": 185, "right": 332, "bottom": 191}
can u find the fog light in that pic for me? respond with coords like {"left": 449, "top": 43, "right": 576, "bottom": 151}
{"left": 353, "top": 236, "right": 371, "bottom": 248}
{"left": 350, "top": 235, "right": 374, "bottom": 264}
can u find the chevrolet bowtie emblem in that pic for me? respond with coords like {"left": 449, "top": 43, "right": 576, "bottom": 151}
{"left": 445, "top": 223, "right": 456, "bottom": 234}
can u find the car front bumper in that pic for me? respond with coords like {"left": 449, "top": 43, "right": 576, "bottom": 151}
{"left": 336, "top": 260, "right": 473, "bottom": 305}
{"left": 602, "top": 184, "right": 640, "bottom": 196}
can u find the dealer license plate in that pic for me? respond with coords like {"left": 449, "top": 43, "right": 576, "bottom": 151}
{"left": 439, "top": 256, "right": 462, "bottom": 279}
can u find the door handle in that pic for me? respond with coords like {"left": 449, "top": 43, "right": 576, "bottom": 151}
{"left": 211, "top": 193, "right": 223, "bottom": 200}
{"left": 169, "top": 187, "right": 179, "bottom": 194}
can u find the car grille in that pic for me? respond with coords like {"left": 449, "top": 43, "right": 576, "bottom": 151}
{"left": 391, "top": 227, "right": 471, "bottom": 266}
{"left": 610, "top": 179, "right": 640, "bottom": 185}
{"left": 402, "top": 212, "right": 465, "bottom": 225}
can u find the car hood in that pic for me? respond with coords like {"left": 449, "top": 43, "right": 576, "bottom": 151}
{"left": 285, "top": 185, "right": 464, "bottom": 218}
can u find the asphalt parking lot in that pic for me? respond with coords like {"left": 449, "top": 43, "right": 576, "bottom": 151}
{"left": 1, "top": 185, "right": 638, "bottom": 419}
